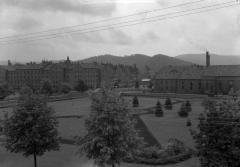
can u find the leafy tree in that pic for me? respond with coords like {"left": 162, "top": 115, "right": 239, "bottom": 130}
{"left": 60, "top": 83, "right": 72, "bottom": 94}
{"left": 192, "top": 101, "right": 240, "bottom": 167}
{"left": 155, "top": 101, "right": 163, "bottom": 117}
{"left": 164, "top": 98, "right": 172, "bottom": 110}
{"left": 20, "top": 85, "right": 33, "bottom": 97}
{"left": 74, "top": 80, "right": 88, "bottom": 92}
{"left": 79, "top": 90, "right": 142, "bottom": 167}
{"left": 40, "top": 79, "right": 53, "bottom": 95}
{"left": 178, "top": 103, "right": 189, "bottom": 117}
{"left": 0, "top": 83, "right": 11, "bottom": 100}
{"left": 3, "top": 92, "right": 60, "bottom": 167}
{"left": 132, "top": 96, "right": 139, "bottom": 107}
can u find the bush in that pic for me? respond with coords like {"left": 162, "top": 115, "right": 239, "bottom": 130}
{"left": 178, "top": 103, "right": 189, "bottom": 117}
{"left": 165, "top": 138, "right": 186, "bottom": 156}
{"left": 0, "top": 83, "right": 12, "bottom": 100}
{"left": 185, "top": 100, "right": 192, "bottom": 112}
{"left": 155, "top": 101, "right": 163, "bottom": 117}
{"left": 74, "top": 80, "right": 88, "bottom": 92}
{"left": 19, "top": 85, "right": 33, "bottom": 97}
{"left": 164, "top": 98, "right": 172, "bottom": 110}
{"left": 137, "top": 146, "right": 162, "bottom": 159}
{"left": 132, "top": 96, "right": 139, "bottom": 107}
{"left": 125, "top": 138, "right": 193, "bottom": 165}
{"left": 40, "top": 79, "right": 53, "bottom": 95}
{"left": 60, "top": 83, "right": 72, "bottom": 94}
{"left": 186, "top": 119, "right": 192, "bottom": 127}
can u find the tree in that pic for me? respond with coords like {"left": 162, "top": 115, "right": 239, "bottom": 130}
{"left": 60, "top": 83, "right": 72, "bottom": 94}
{"left": 79, "top": 90, "right": 142, "bottom": 167}
{"left": 164, "top": 98, "right": 172, "bottom": 110}
{"left": 185, "top": 100, "right": 192, "bottom": 112}
{"left": 155, "top": 101, "right": 163, "bottom": 117}
{"left": 74, "top": 80, "right": 88, "bottom": 92}
{"left": 0, "top": 83, "right": 11, "bottom": 100}
{"left": 132, "top": 96, "right": 139, "bottom": 108}
{"left": 178, "top": 103, "right": 189, "bottom": 117}
{"left": 192, "top": 101, "right": 240, "bottom": 167}
{"left": 40, "top": 79, "right": 53, "bottom": 95}
{"left": 20, "top": 85, "right": 33, "bottom": 97}
{"left": 3, "top": 92, "right": 60, "bottom": 167}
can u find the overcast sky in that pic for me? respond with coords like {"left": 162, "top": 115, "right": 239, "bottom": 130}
{"left": 0, "top": 0, "right": 240, "bottom": 62}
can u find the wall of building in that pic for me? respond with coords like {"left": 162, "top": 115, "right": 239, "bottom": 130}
{"left": 154, "top": 76, "right": 240, "bottom": 95}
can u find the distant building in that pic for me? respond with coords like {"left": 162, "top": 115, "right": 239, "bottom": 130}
{"left": 0, "top": 57, "right": 101, "bottom": 90}
{"left": 140, "top": 78, "right": 152, "bottom": 88}
{"left": 153, "top": 52, "right": 240, "bottom": 95}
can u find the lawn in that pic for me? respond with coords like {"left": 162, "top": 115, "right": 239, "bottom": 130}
{"left": 140, "top": 101, "right": 204, "bottom": 149}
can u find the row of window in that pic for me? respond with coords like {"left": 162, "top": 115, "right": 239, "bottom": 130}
{"left": 156, "top": 80, "right": 233, "bottom": 91}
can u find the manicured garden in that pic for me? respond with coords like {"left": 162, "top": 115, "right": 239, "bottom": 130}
{"left": 0, "top": 96, "right": 204, "bottom": 167}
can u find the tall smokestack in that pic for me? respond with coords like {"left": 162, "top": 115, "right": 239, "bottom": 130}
{"left": 206, "top": 51, "right": 210, "bottom": 67}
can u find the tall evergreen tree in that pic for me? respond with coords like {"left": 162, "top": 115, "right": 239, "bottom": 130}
{"left": 132, "top": 96, "right": 139, "bottom": 107}
{"left": 3, "top": 92, "right": 59, "bottom": 167}
{"left": 79, "top": 90, "right": 142, "bottom": 167}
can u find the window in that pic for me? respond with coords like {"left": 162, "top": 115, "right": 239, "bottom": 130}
{"left": 219, "top": 82, "right": 222, "bottom": 90}
{"left": 198, "top": 82, "right": 201, "bottom": 90}
{"left": 182, "top": 81, "right": 184, "bottom": 89}
{"left": 190, "top": 82, "right": 193, "bottom": 90}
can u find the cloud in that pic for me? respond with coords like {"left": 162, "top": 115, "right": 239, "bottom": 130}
{"left": 140, "top": 31, "right": 159, "bottom": 42}
{"left": 108, "top": 29, "right": 133, "bottom": 45}
{"left": 2, "top": 0, "right": 116, "bottom": 16}
{"left": 68, "top": 29, "right": 133, "bottom": 45}
{"left": 13, "top": 17, "right": 43, "bottom": 32}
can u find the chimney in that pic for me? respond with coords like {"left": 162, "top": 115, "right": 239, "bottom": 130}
{"left": 8, "top": 60, "right": 12, "bottom": 66}
{"left": 206, "top": 51, "right": 210, "bottom": 67}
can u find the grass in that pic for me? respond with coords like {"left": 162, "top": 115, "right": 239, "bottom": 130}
{"left": 140, "top": 101, "right": 204, "bottom": 149}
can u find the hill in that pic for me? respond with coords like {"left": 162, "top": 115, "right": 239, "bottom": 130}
{"left": 176, "top": 53, "right": 240, "bottom": 65}
{"left": 80, "top": 54, "right": 192, "bottom": 74}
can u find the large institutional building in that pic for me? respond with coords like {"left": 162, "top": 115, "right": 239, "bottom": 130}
{"left": 153, "top": 52, "right": 240, "bottom": 94}
{"left": 0, "top": 57, "right": 101, "bottom": 90}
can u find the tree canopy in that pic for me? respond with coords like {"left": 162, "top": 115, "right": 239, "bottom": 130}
{"left": 192, "top": 100, "right": 240, "bottom": 167}
{"left": 79, "top": 90, "right": 142, "bottom": 167}
{"left": 3, "top": 92, "right": 59, "bottom": 167}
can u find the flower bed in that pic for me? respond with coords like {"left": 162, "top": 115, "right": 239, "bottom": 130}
{"left": 125, "top": 138, "right": 193, "bottom": 165}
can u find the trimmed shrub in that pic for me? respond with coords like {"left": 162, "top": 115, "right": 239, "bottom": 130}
{"left": 186, "top": 119, "right": 192, "bottom": 127}
{"left": 178, "top": 103, "right": 189, "bottom": 117}
{"left": 155, "top": 101, "right": 163, "bottom": 117}
{"left": 185, "top": 100, "right": 192, "bottom": 112}
{"left": 164, "top": 98, "right": 172, "bottom": 110}
{"left": 132, "top": 96, "right": 139, "bottom": 107}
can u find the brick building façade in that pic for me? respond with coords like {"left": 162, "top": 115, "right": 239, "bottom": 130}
{"left": 0, "top": 57, "right": 101, "bottom": 90}
{"left": 153, "top": 52, "right": 240, "bottom": 95}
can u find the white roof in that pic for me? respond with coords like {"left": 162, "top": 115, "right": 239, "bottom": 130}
{"left": 141, "top": 78, "right": 151, "bottom": 82}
